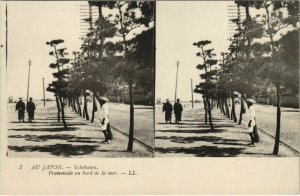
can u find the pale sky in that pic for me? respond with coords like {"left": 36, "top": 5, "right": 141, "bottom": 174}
{"left": 5, "top": 1, "right": 151, "bottom": 101}
{"left": 156, "top": 1, "right": 233, "bottom": 102}
{"left": 6, "top": 1, "right": 82, "bottom": 101}
{"left": 5, "top": 1, "right": 278, "bottom": 102}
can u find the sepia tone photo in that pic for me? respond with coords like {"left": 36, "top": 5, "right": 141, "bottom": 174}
{"left": 5, "top": 1, "right": 155, "bottom": 158}
{"left": 0, "top": 1, "right": 299, "bottom": 195}
{"left": 155, "top": 1, "right": 299, "bottom": 157}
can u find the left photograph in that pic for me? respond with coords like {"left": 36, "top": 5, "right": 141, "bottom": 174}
{"left": 5, "top": 1, "right": 155, "bottom": 158}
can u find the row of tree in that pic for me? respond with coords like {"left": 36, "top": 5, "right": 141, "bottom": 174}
{"left": 194, "top": 0, "right": 299, "bottom": 155}
{"left": 46, "top": 1, "right": 155, "bottom": 152}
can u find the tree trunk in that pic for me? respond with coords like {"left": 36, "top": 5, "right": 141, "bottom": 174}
{"left": 221, "top": 99, "right": 225, "bottom": 115}
{"left": 230, "top": 100, "right": 233, "bottom": 120}
{"left": 97, "top": 4, "right": 105, "bottom": 60}
{"left": 83, "top": 90, "right": 89, "bottom": 120}
{"left": 224, "top": 99, "right": 230, "bottom": 118}
{"left": 91, "top": 95, "right": 96, "bottom": 123}
{"left": 203, "top": 95, "right": 207, "bottom": 123}
{"left": 273, "top": 84, "right": 281, "bottom": 155}
{"left": 70, "top": 97, "right": 74, "bottom": 112}
{"left": 245, "top": 2, "right": 252, "bottom": 59}
{"left": 58, "top": 96, "right": 67, "bottom": 128}
{"left": 127, "top": 82, "right": 134, "bottom": 152}
{"left": 76, "top": 96, "right": 82, "bottom": 116}
{"left": 55, "top": 95, "right": 60, "bottom": 122}
{"left": 206, "top": 96, "right": 214, "bottom": 131}
{"left": 73, "top": 97, "right": 78, "bottom": 114}
{"left": 231, "top": 95, "right": 237, "bottom": 122}
{"left": 238, "top": 95, "right": 244, "bottom": 125}
{"left": 82, "top": 99, "right": 86, "bottom": 118}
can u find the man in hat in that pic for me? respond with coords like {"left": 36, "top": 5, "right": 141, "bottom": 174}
{"left": 245, "top": 98, "right": 256, "bottom": 147}
{"left": 162, "top": 99, "right": 173, "bottom": 124}
{"left": 96, "top": 96, "right": 113, "bottom": 143}
{"left": 26, "top": 97, "right": 36, "bottom": 123}
{"left": 174, "top": 99, "right": 183, "bottom": 124}
{"left": 15, "top": 98, "right": 25, "bottom": 122}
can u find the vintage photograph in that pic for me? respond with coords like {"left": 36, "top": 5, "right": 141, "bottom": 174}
{"left": 155, "top": 1, "right": 299, "bottom": 157}
{"left": 6, "top": 1, "right": 155, "bottom": 158}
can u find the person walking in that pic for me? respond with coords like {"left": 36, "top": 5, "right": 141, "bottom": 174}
{"left": 96, "top": 96, "right": 113, "bottom": 144}
{"left": 174, "top": 99, "right": 183, "bottom": 124}
{"left": 15, "top": 98, "right": 25, "bottom": 123}
{"left": 162, "top": 99, "right": 173, "bottom": 124}
{"left": 245, "top": 98, "right": 256, "bottom": 147}
{"left": 26, "top": 97, "right": 36, "bottom": 123}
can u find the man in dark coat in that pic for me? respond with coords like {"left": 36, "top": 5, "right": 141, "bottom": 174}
{"left": 174, "top": 99, "right": 183, "bottom": 124}
{"left": 26, "top": 97, "right": 36, "bottom": 123}
{"left": 15, "top": 98, "right": 25, "bottom": 122}
{"left": 162, "top": 99, "right": 173, "bottom": 124}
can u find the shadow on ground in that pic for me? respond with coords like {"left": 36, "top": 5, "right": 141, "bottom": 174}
{"left": 156, "top": 128, "right": 226, "bottom": 134}
{"left": 9, "top": 134, "right": 99, "bottom": 143}
{"left": 8, "top": 127, "right": 78, "bottom": 132}
{"left": 155, "top": 145, "right": 244, "bottom": 157}
{"left": 8, "top": 144, "right": 99, "bottom": 157}
{"left": 28, "top": 123, "right": 87, "bottom": 127}
{"left": 155, "top": 135, "right": 249, "bottom": 145}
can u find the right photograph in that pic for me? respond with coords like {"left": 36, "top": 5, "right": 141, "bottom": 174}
{"left": 155, "top": 1, "right": 300, "bottom": 157}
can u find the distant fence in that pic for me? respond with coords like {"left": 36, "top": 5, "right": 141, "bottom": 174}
{"left": 256, "top": 95, "right": 299, "bottom": 108}
{"left": 107, "top": 94, "right": 153, "bottom": 106}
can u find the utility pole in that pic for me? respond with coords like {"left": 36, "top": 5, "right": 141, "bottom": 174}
{"left": 191, "top": 79, "right": 194, "bottom": 108}
{"left": 174, "top": 61, "right": 179, "bottom": 102}
{"left": 26, "top": 60, "right": 31, "bottom": 103}
{"left": 42, "top": 77, "right": 45, "bottom": 107}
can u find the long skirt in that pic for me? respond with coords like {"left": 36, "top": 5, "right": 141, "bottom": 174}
{"left": 18, "top": 110, "right": 25, "bottom": 120}
{"left": 28, "top": 111, "right": 34, "bottom": 120}
{"left": 165, "top": 112, "right": 172, "bottom": 121}
{"left": 175, "top": 112, "right": 182, "bottom": 121}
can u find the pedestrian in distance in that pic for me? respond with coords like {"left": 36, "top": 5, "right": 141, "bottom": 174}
{"left": 245, "top": 98, "right": 257, "bottom": 147}
{"left": 15, "top": 98, "right": 25, "bottom": 123}
{"left": 162, "top": 99, "right": 173, "bottom": 124}
{"left": 174, "top": 99, "right": 183, "bottom": 124}
{"left": 26, "top": 97, "right": 36, "bottom": 123}
{"left": 96, "top": 96, "right": 113, "bottom": 144}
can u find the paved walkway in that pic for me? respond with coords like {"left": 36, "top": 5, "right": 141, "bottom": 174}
{"left": 7, "top": 101, "right": 153, "bottom": 158}
{"left": 155, "top": 104, "right": 299, "bottom": 157}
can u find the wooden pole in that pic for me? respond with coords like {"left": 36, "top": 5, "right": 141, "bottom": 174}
{"left": 26, "top": 60, "right": 31, "bottom": 103}
{"left": 175, "top": 61, "right": 179, "bottom": 102}
{"left": 43, "top": 77, "right": 45, "bottom": 107}
{"left": 191, "top": 79, "right": 194, "bottom": 108}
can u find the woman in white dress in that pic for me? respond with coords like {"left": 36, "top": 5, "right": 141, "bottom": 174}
{"left": 96, "top": 96, "right": 113, "bottom": 143}
{"left": 245, "top": 98, "right": 256, "bottom": 147}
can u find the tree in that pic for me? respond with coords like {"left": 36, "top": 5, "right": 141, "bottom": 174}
{"left": 79, "top": 2, "right": 117, "bottom": 122}
{"left": 46, "top": 39, "right": 70, "bottom": 128}
{"left": 111, "top": 1, "right": 154, "bottom": 151}
{"left": 228, "top": 2, "right": 264, "bottom": 125}
{"left": 126, "top": 28, "right": 155, "bottom": 103}
{"left": 259, "top": 1, "right": 299, "bottom": 154}
{"left": 193, "top": 40, "right": 218, "bottom": 131}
